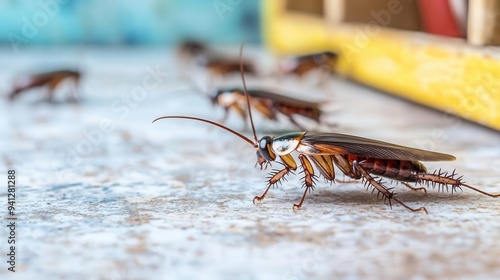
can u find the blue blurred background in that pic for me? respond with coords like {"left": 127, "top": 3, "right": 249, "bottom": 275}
{"left": 0, "top": 0, "right": 261, "bottom": 47}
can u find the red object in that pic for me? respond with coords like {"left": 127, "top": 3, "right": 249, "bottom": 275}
{"left": 418, "top": 0, "right": 464, "bottom": 37}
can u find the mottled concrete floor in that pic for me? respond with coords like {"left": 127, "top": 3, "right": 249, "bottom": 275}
{"left": 0, "top": 47, "right": 499, "bottom": 280}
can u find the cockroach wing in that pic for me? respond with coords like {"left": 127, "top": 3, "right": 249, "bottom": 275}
{"left": 298, "top": 133, "right": 456, "bottom": 162}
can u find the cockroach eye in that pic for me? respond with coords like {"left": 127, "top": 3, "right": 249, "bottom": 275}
{"left": 260, "top": 139, "right": 267, "bottom": 149}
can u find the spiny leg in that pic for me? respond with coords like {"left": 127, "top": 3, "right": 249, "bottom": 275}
{"left": 253, "top": 167, "right": 290, "bottom": 204}
{"left": 253, "top": 155, "right": 298, "bottom": 205}
{"left": 293, "top": 155, "right": 318, "bottom": 210}
{"left": 353, "top": 161, "right": 428, "bottom": 214}
{"left": 417, "top": 169, "right": 500, "bottom": 197}
{"left": 252, "top": 184, "right": 271, "bottom": 204}
{"left": 253, "top": 166, "right": 290, "bottom": 204}
{"left": 401, "top": 182, "right": 427, "bottom": 194}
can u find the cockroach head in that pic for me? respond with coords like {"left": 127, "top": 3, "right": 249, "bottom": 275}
{"left": 258, "top": 136, "right": 275, "bottom": 161}
{"left": 255, "top": 132, "right": 305, "bottom": 162}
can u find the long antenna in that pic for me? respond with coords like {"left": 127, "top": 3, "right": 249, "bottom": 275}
{"left": 152, "top": 115, "right": 257, "bottom": 148}
{"left": 239, "top": 44, "right": 258, "bottom": 143}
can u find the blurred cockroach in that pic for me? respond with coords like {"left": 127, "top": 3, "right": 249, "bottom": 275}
{"left": 9, "top": 69, "right": 81, "bottom": 102}
{"left": 153, "top": 45, "right": 499, "bottom": 213}
{"left": 177, "top": 41, "right": 256, "bottom": 75}
{"left": 203, "top": 57, "right": 256, "bottom": 76}
{"left": 178, "top": 40, "right": 208, "bottom": 60}
{"left": 278, "top": 51, "right": 338, "bottom": 76}
{"left": 211, "top": 87, "right": 321, "bottom": 130}
{"left": 181, "top": 77, "right": 323, "bottom": 130}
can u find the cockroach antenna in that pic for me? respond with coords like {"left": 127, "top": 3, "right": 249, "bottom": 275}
{"left": 239, "top": 44, "right": 258, "bottom": 143}
{"left": 153, "top": 44, "right": 260, "bottom": 149}
{"left": 176, "top": 44, "right": 325, "bottom": 130}
{"left": 152, "top": 115, "right": 256, "bottom": 147}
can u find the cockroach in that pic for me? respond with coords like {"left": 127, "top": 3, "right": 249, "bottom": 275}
{"left": 181, "top": 77, "right": 323, "bottom": 130}
{"left": 203, "top": 57, "right": 256, "bottom": 76}
{"left": 9, "top": 69, "right": 81, "bottom": 102}
{"left": 179, "top": 40, "right": 207, "bottom": 57}
{"left": 153, "top": 45, "right": 499, "bottom": 213}
{"left": 211, "top": 87, "right": 322, "bottom": 130}
{"left": 177, "top": 42, "right": 255, "bottom": 75}
{"left": 178, "top": 40, "right": 208, "bottom": 61}
{"left": 278, "top": 51, "right": 338, "bottom": 76}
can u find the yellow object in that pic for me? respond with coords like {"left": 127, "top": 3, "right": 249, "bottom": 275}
{"left": 263, "top": 1, "right": 500, "bottom": 130}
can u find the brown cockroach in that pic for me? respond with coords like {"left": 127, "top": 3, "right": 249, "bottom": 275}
{"left": 9, "top": 69, "right": 81, "bottom": 102}
{"left": 203, "top": 57, "right": 256, "bottom": 76}
{"left": 181, "top": 77, "right": 323, "bottom": 130}
{"left": 153, "top": 45, "right": 499, "bottom": 213}
{"left": 177, "top": 42, "right": 256, "bottom": 75}
{"left": 211, "top": 87, "right": 322, "bottom": 130}
{"left": 178, "top": 40, "right": 207, "bottom": 58}
{"left": 278, "top": 51, "right": 338, "bottom": 76}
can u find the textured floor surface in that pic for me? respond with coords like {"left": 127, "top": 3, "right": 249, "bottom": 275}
{"left": 0, "top": 47, "right": 499, "bottom": 280}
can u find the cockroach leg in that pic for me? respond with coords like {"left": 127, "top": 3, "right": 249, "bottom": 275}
{"left": 402, "top": 182, "right": 427, "bottom": 194}
{"left": 253, "top": 184, "right": 272, "bottom": 204}
{"left": 353, "top": 161, "right": 393, "bottom": 198}
{"left": 293, "top": 186, "right": 314, "bottom": 211}
{"left": 392, "top": 197, "right": 429, "bottom": 214}
{"left": 255, "top": 158, "right": 271, "bottom": 170}
{"left": 417, "top": 170, "right": 500, "bottom": 197}
{"left": 253, "top": 167, "right": 291, "bottom": 204}
{"left": 353, "top": 161, "right": 428, "bottom": 214}
{"left": 266, "top": 167, "right": 292, "bottom": 187}
{"left": 293, "top": 155, "right": 317, "bottom": 210}
{"left": 298, "top": 155, "right": 316, "bottom": 189}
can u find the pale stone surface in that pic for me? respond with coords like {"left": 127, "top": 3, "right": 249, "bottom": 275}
{"left": 0, "top": 47, "right": 499, "bottom": 280}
